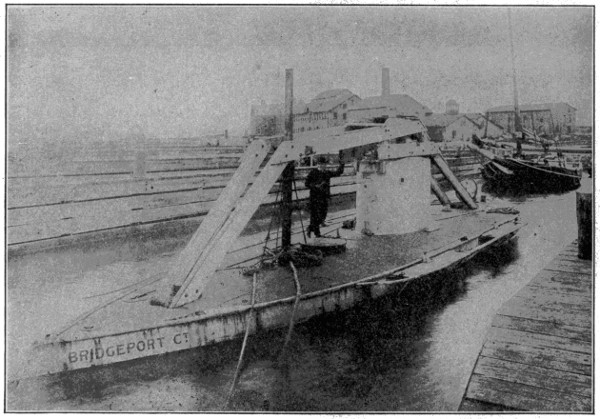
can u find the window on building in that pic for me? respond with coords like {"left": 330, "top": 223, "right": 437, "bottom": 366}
{"left": 452, "top": 130, "right": 457, "bottom": 139}
{"left": 343, "top": 113, "right": 347, "bottom": 120}
{"left": 301, "top": 127, "right": 305, "bottom": 132}
{"left": 333, "top": 112, "right": 338, "bottom": 119}
{"left": 343, "top": 103, "right": 347, "bottom": 109}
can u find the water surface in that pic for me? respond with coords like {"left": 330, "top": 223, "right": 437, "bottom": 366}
{"left": 6, "top": 186, "right": 581, "bottom": 411}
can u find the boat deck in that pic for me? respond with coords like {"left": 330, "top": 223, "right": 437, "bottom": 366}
{"left": 53, "top": 207, "right": 517, "bottom": 341}
{"left": 460, "top": 241, "right": 592, "bottom": 412}
{"left": 10, "top": 202, "right": 520, "bottom": 379}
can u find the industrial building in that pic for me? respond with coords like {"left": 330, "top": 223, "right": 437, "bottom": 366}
{"left": 293, "top": 89, "right": 361, "bottom": 134}
{"left": 423, "top": 100, "right": 504, "bottom": 142}
{"left": 346, "top": 68, "right": 432, "bottom": 122}
{"left": 486, "top": 102, "right": 577, "bottom": 135}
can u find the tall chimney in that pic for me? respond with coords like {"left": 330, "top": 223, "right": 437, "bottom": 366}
{"left": 382, "top": 67, "right": 390, "bottom": 97}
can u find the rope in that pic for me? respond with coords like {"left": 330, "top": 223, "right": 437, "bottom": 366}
{"left": 278, "top": 261, "right": 301, "bottom": 367}
{"left": 83, "top": 273, "right": 162, "bottom": 299}
{"left": 50, "top": 275, "right": 164, "bottom": 339}
{"left": 223, "top": 272, "right": 258, "bottom": 410}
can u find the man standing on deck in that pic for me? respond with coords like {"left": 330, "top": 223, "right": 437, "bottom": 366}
{"left": 305, "top": 154, "right": 345, "bottom": 238}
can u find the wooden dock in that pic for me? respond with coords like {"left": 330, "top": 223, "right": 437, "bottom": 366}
{"left": 460, "top": 241, "right": 592, "bottom": 412}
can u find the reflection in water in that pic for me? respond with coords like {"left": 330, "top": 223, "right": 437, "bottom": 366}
{"left": 6, "top": 188, "right": 579, "bottom": 412}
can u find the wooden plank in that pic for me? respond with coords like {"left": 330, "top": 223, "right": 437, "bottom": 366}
{"left": 554, "top": 251, "right": 592, "bottom": 264}
{"left": 8, "top": 156, "right": 243, "bottom": 178}
{"left": 430, "top": 154, "right": 478, "bottom": 209}
{"left": 6, "top": 181, "right": 355, "bottom": 246}
{"left": 459, "top": 398, "right": 512, "bottom": 412}
{"left": 507, "top": 294, "right": 591, "bottom": 319}
{"left": 560, "top": 249, "right": 580, "bottom": 257}
{"left": 7, "top": 166, "right": 236, "bottom": 188}
{"left": 474, "top": 356, "right": 592, "bottom": 396}
{"left": 491, "top": 315, "right": 591, "bottom": 343}
{"left": 8, "top": 175, "right": 210, "bottom": 208}
{"left": 545, "top": 259, "right": 592, "bottom": 275}
{"left": 430, "top": 176, "right": 452, "bottom": 206}
{"left": 7, "top": 189, "right": 220, "bottom": 227}
{"left": 527, "top": 270, "right": 592, "bottom": 289}
{"left": 432, "top": 162, "right": 481, "bottom": 172}
{"left": 487, "top": 326, "right": 591, "bottom": 355}
{"left": 559, "top": 253, "right": 591, "bottom": 263}
{"left": 8, "top": 165, "right": 355, "bottom": 208}
{"left": 159, "top": 140, "right": 270, "bottom": 303}
{"left": 516, "top": 285, "right": 591, "bottom": 304}
{"left": 516, "top": 283, "right": 592, "bottom": 303}
{"left": 498, "top": 300, "right": 591, "bottom": 329}
{"left": 7, "top": 200, "right": 214, "bottom": 245}
{"left": 481, "top": 339, "right": 591, "bottom": 376}
{"left": 171, "top": 142, "right": 294, "bottom": 307}
{"left": 525, "top": 282, "right": 591, "bottom": 300}
{"left": 466, "top": 375, "right": 591, "bottom": 411}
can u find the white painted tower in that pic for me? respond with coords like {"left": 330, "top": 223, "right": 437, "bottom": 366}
{"left": 356, "top": 141, "right": 433, "bottom": 236}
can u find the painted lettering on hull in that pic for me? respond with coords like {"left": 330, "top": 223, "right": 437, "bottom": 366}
{"left": 66, "top": 332, "right": 190, "bottom": 365}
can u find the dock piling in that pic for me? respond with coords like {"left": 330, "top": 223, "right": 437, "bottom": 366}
{"left": 576, "top": 190, "right": 592, "bottom": 260}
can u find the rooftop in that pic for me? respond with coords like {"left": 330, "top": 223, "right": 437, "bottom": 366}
{"left": 252, "top": 99, "right": 308, "bottom": 116}
{"left": 487, "top": 102, "right": 576, "bottom": 113}
{"left": 307, "top": 89, "right": 359, "bottom": 113}
{"left": 421, "top": 113, "right": 461, "bottom": 127}
{"left": 347, "top": 94, "right": 432, "bottom": 117}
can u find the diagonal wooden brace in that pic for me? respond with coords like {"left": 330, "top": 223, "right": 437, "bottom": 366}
{"left": 152, "top": 139, "right": 271, "bottom": 306}
{"left": 168, "top": 141, "right": 299, "bottom": 307}
{"left": 431, "top": 153, "right": 478, "bottom": 209}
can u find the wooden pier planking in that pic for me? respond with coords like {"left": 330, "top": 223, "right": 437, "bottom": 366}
{"left": 460, "top": 241, "right": 592, "bottom": 412}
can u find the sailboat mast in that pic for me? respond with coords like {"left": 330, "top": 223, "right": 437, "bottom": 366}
{"left": 281, "top": 68, "right": 295, "bottom": 249}
{"left": 508, "top": 8, "right": 523, "bottom": 156}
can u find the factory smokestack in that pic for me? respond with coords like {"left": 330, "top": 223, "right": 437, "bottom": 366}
{"left": 382, "top": 67, "right": 390, "bottom": 97}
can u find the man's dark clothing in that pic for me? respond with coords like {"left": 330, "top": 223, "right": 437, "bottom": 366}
{"left": 305, "top": 164, "right": 344, "bottom": 237}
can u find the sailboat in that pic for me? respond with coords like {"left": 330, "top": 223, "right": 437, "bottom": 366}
{"left": 480, "top": 153, "right": 582, "bottom": 192}
{"left": 473, "top": 10, "right": 581, "bottom": 193}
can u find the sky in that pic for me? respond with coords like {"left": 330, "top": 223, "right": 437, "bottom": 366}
{"left": 7, "top": 5, "right": 594, "bottom": 143}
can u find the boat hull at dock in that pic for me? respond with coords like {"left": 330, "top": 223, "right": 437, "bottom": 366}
{"left": 482, "top": 158, "right": 581, "bottom": 193}
{"left": 13, "top": 210, "right": 522, "bottom": 380}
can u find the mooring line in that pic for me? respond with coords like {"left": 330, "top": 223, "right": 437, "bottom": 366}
{"left": 49, "top": 275, "right": 164, "bottom": 339}
{"left": 224, "top": 271, "right": 258, "bottom": 410}
{"left": 278, "top": 261, "right": 301, "bottom": 365}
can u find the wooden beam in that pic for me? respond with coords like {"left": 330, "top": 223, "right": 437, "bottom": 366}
{"left": 281, "top": 68, "right": 294, "bottom": 249}
{"left": 430, "top": 154, "right": 478, "bottom": 209}
{"left": 153, "top": 139, "right": 270, "bottom": 306}
{"left": 430, "top": 176, "right": 451, "bottom": 206}
{"left": 169, "top": 141, "right": 294, "bottom": 307}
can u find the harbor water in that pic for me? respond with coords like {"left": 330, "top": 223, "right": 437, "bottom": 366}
{"left": 6, "top": 183, "right": 584, "bottom": 412}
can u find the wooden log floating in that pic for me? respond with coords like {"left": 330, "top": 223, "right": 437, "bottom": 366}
{"left": 7, "top": 145, "right": 483, "bottom": 250}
